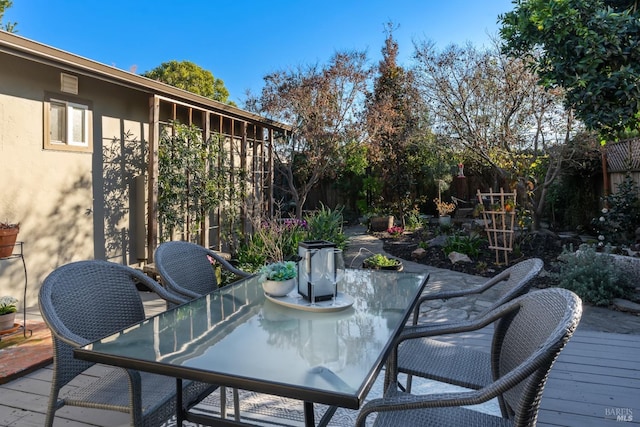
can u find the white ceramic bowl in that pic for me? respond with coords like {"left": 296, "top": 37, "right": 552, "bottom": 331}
{"left": 262, "top": 278, "right": 296, "bottom": 297}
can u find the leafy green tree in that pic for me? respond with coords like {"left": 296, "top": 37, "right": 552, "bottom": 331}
{"left": 0, "top": 0, "right": 17, "bottom": 32}
{"left": 143, "top": 60, "right": 234, "bottom": 105}
{"left": 499, "top": 0, "right": 640, "bottom": 139}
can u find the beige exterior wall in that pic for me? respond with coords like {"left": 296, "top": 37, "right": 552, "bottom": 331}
{"left": 0, "top": 53, "right": 149, "bottom": 308}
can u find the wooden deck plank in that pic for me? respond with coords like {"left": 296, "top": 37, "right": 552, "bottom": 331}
{"left": 553, "top": 360, "right": 640, "bottom": 378}
{"left": 538, "top": 410, "right": 636, "bottom": 427}
{"left": 418, "top": 327, "right": 640, "bottom": 426}
{"left": 543, "top": 377, "right": 640, "bottom": 398}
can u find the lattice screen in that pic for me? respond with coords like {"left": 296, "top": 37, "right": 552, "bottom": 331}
{"left": 606, "top": 139, "right": 640, "bottom": 172}
{"left": 477, "top": 189, "right": 517, "bottom": 265}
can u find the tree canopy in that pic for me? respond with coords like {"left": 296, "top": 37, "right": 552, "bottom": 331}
{"left": 246, "top": 50, "right": 371, "bottom": 217}
{"left": 412, "top": 39, "right": 579, "bottom": 230}
{"left": 365, "top": 24, "right": 431, "bottom": 217}
{"left": 0, "top": 0, "right": 17, "bottom": 32}
{"left": 499, "top": 0, "right": 640, "bottom": 139}
{"left": 142, "top": 60, "right": 234, "bottom": 105}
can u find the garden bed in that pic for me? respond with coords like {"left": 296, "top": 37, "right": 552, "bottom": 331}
{"left": 380, "top": 228, "right": 582, "bottom": 289}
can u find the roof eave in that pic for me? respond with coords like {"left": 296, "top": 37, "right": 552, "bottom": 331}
{"left": 0, "top": 30, "right": 291, "bottom": 132}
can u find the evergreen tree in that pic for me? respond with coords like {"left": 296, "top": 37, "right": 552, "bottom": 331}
{"left": 365, "top": 23, "right": 430, "bottom": 217}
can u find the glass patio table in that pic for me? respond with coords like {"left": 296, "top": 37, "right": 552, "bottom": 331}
{"left": 75, "top": 268, "right": 429, "bottom": 426}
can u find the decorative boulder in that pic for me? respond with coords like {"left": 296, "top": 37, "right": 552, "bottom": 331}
{"left": 412, "top": 247, "right": 427, "bottom": 260}
{"left": 448, "top": 251, "right": 472, "bottom": 264}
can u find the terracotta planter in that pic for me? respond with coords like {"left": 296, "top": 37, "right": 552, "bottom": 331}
{"left": 0, "top": 312, "right": 16, "bottom": 331}
{"left": 0, "top": 225, "right": 19, "bottom": 258}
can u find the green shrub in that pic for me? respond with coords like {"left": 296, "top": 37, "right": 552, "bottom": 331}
{"left": 236, "top": 217, "right": 307, "bottom": 272}
{"left": 404, "top": 208, "right": 424, "bottom": 231}
{"left": 236, "top": 205, "right": 346, "bottom": 272}
{"left": 591, "top": 173, "right": 640, "bottom": 246}
{"left": 442, "top": 232, "right": 484, "bottom": 258}
{"left": 304, "top": 204, "right": 347, "bottom": 249}
{"left": 553, "top": 244, "right": 633, "bottom": 306}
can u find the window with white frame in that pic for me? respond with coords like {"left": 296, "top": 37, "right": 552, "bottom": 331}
{"left": 44, "top": 94, "right": 92, "bottom": 152}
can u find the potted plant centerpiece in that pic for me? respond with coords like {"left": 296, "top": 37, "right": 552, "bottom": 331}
{"left": 0, "top": 222, "right": 20, "bottom": 258}
{"left": 259, "top": 261, "right": 297, "bottom": 296}
{"left": 0, "top": 295, "right": 18, "bottom": 331}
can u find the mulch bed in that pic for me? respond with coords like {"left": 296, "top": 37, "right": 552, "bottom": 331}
{"left": 379, "top": 227, "right": 583, "bottom": 289}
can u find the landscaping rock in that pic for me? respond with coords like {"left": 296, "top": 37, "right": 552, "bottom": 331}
{"left": 412, "top": 247, "right": 427, "bottom": 260}
{"left": 428, "top": 235, "right": 448, "bottom": 248}
{"left": 612, "top": 298, "right": 640, "bottom": 314}
{"left": 448, "top": 251, "right": 472, "bottom": 264}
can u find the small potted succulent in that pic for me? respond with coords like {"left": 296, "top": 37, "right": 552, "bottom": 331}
{"left": 0, "top": 295, "right": 18, "bottom": 331}
{"left": 259, "top": 261, "right": 298, "bottom": 296}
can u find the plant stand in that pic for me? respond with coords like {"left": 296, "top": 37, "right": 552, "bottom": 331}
{"left": 0, "top": 242, "right": 31, "bottom": 341}
{"left": 477, "top": 189, "right": 517, "bottom": 265}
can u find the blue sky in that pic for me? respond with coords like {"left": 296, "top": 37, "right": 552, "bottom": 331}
{"left": 6, "top": 1, "right": 515, "bottom": 105}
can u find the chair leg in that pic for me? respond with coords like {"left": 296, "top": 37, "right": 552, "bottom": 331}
{"left": 44, "top": 384, "right": 62, "bottom": 427}
{"left": 233, "top": 388, "right": 240, "bottom": 421}
{"left": 220, "top": 386, "right": 227, "bottom": 418}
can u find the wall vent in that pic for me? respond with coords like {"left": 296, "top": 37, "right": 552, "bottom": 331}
{"left": 60, "top": 73, "right": 78, "bottom": 94}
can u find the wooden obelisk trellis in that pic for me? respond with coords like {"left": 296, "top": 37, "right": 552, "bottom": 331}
{"left": 477, "top": 189, "right": 517, "bottom": 265}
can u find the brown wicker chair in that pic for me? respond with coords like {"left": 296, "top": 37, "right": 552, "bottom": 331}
{"left": 399, "top": 258, "right": 543, "bottom": 392}
{"left": 357, "top": 288, "right": 582, "bottom": 427}
{"left": 38, "top": 260, "right": 218, "bottom": 427}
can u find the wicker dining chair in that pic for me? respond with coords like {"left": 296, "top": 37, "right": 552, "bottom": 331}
{"left": 411, "top": 258, "right": 544, "bottom": 326}
{"left": 357, "top": 288, "right": 582, "bottom": 427}
{"left": 398, "top": 258, "right": 544, "bottom": 392}
{"left": 154, "top": 240, "right": 251, "bottom": 420}
{"left": 154, "top": 240, "right": 250, "bottom": 299}
{"left": 38, "top": 260, "right": 218, "bottom": 427}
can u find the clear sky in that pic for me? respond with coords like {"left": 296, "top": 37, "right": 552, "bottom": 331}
{"left": 5, "top": 0, "right": 515, "bottom": 106}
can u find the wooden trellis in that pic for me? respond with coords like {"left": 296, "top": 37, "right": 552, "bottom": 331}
{"left": 477, "top": 189, "right": 517, "bottom": 265}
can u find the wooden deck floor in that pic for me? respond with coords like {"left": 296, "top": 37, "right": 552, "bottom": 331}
{"left": 435, "top": 326, "right": 640, "bottom": 426}
{"left": 1, "top": 298, "right": 638, "bottom": 426}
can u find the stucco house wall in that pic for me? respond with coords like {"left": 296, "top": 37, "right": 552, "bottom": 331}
{"left": 0, "top": 32, "right": 289, "bottom": 309}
